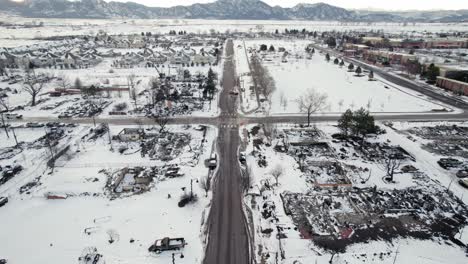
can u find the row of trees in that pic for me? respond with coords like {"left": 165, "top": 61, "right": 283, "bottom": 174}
{"left": 325, "top": 54, "right": 365, "bottom": 76}
{"left": 250, "top": 55, "right": 276, "bottom": 104}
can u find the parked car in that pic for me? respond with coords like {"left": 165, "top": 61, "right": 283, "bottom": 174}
{"left": 58, "top": 113, "right": 72, "bottom": 119}
{"left": 239, "top": 152, "right": 246, "bottom": 164}
{"left": 208, "top": 153, "right": 217, "bottom": 169}
{"left": 437, "top": 158, "right": 463, "bottom": 169}
{"left": 5, "top": 113, "right": 23, "bottom": 119}
{"left": 148, "top": 237, "right": 186, "bottom": 254}
{"left": 229, "top": 86, "right": 239, "bottom": 95}
{"left": 26, "top": 122, "right": 44, "bottom": 128}
{"left": 0, "top": 197, "right": 8, "bottom": 207}
{"left": 459, "top": 178, "right": 468, "bottom": 188}
{"left": 456, "top": 169, "right": 468, "bottom": 178}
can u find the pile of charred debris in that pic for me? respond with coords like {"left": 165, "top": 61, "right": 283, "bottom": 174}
{"left": 331, "top": 133, "right": 414, "bottom": 162}
{"left": 141, "top": 132, "right": 191, "bottom": 161}
{"left": 113, "top": 126, "right": 205, "bottom": 164}
{"left": 281, "top": 186, "right": 468, "bottom": 252}
{"left": 104, "top": 165, "right": 184, "bottom": 198}
{"left": 407, "top": 125, "right": 468, "bottom": 158}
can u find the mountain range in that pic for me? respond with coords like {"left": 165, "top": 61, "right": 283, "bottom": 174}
{"left": 0, "top": 0, "right": 467, "bottom": 22}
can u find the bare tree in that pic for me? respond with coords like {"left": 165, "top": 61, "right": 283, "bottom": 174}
{"left": 130, "top": 87, "right": 138, "bottom": 108}
{"left": 0, "top": 97, "right": 10, "bottom": 138}
{"left": 45, "top": 132, "right": 58, "bottom": 173}
{"left": 296, "top": 88, "right": 329, "bottom": 127}
{"left": 127, "top": 74, "right": 137, "bottom": 90}
{"left": 251, "top": 55, "right": 276, "bottom": 102}
{"left": 338, "top": 99, "right": 344, "bottom": 112}
{"left": 148, "top": 77, "right": 160, "bottom": 107}
{"left": 22, "top": 69, "right": 47, "bottom": 106}
{"left": 154, "top": 107, "right": 171, "bottom": 133}
{"left": 86, "top": 99, "right": 104, "bottom": 127}
{"left": 270, "top": 164, "right": 284, "bottom": 186}
{"left": 106, "top": 229, "right": 120, "bottom": 244}
{"left": 57, "top": 74, "right": 70, "bottom": 90}
{"left": 0, "top": 96, "right": 9, "bottom": 112}
{"left": 382, "top": 155, "right": 402, "bottom": 182}
{"left": 279, "top": 92, "right": 288, "bottom": 110}
{"left": 199, "top": 175, "right": 211, "bottom": 197}
{"left": 359, "top": 169, "right": 372, "bottom": 184}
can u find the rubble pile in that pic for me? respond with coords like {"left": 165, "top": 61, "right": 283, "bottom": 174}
{"left": 282, "top": 187, "right": 468, "bottom": 251}
{"left": 408, "top": 125, "right": 468, "bottom": 158}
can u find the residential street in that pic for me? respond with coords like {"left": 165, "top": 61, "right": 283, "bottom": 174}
{"left": 203, "top": 39, "right": 251, "bottom": 264}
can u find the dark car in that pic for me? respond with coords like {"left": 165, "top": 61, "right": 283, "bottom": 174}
{"left": 437, "top": 158, "right": 463, "bottom": 169}
{"left": 0, "top": 197, "right": 8, "bottom": 207}
{"left": 456, "top": 169, "right": 468, "bottom": 178}
{"left": 459, "top": 178, "right": 468, "bottom": 189}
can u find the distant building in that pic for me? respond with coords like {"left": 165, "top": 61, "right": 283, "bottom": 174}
{"left": 425, "top": 38, "right": 468, "bottom": 49}
{"left": 363, "top": 50, "right": 417, "bottom": 65}
{"left": 436, "top": 77, "right": 468, "bottom": 95}
{"left": 401, "top": 39, "right": 425, "bottom": 49}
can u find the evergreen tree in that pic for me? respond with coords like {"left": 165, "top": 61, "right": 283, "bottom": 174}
{"left": 74, "top": 77, "right": 82, "bottom": 90}
{"left": 355, "top": 66, "right": 362, "bottom": 76}
{"left": 338, "top": 109, "right": 354, "bottom": 136}
{"left": 352, "top": 107, "right": 376, "bottom": 139}
{"left": 269, "top": 45, "right": 275, "bottom": 52}
{"left": 368, "top": 70, "right": 374, "bottom": 80}
{"left": 426, "top": 63, "right": 440, "bottom": 84}
{"left": 339, "top": 59, "right": 345, "bottom": 67}
{"left": 326, "top": 37, "right": 337, "bottom": 47}
{"left": 334, "top": 58, "right": 339, "bottom": 65}
{"left": 325, "top": 53, "right": 331, "bottom": 62}
{"left": 348, "top": 63, "right": 355, "bottom": 71}
{"left": 205, "top": 68, "right": 216, "bottom": 99}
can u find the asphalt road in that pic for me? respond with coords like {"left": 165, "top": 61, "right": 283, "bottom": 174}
{"left": 203, "top": 40, "right": 251, "bottom": 264}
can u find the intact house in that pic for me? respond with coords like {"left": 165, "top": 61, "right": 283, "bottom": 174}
{"left": 191, "top": 51, "right": 216, "bottom": 65}
{"left": 32, "top": 52, "right": 59, "bottom": 67}
{"left": 98, "top": 49, "right": 122, "bottom": 58}
{"left": 113, "top": 52, "right": 144, "bottom": 68}
{"left": 170, "top": 52, "right": 191, "bottom": 65}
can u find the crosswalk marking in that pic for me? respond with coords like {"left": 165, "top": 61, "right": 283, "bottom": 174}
{"left": 220, "top": 124, "right": 239, "bottom": 128}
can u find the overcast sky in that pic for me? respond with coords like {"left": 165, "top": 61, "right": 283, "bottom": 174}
{"left": 104, "top": 0, "right": 468, "bottom": 10}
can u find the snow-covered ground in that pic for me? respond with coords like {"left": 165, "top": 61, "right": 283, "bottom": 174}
{"left": 0, "top": 124, "right": 217, "bottom": 264}
{"left": 236, "top": 39, "right": 453, "bottom": 115}
{"left": 0, "top": 58, "right": 222, "bottom": 119}
{"left": 240, "top": 121, "right": 468, "bottom": 264}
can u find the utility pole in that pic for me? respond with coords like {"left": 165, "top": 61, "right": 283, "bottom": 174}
{"left": 0, "top": 112, "right": 9, "bottom": 138}
{"left": 392, "top": 243, "right": 400, "bottom": 264}
{"left": 105, "top": 123, "right": 112, "bottom": 144}
{"left": 190, "top": 179, "right": 193, "bottom": 199}
{"left": 11, "top": 126, "right": 18, "bottom": 147}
